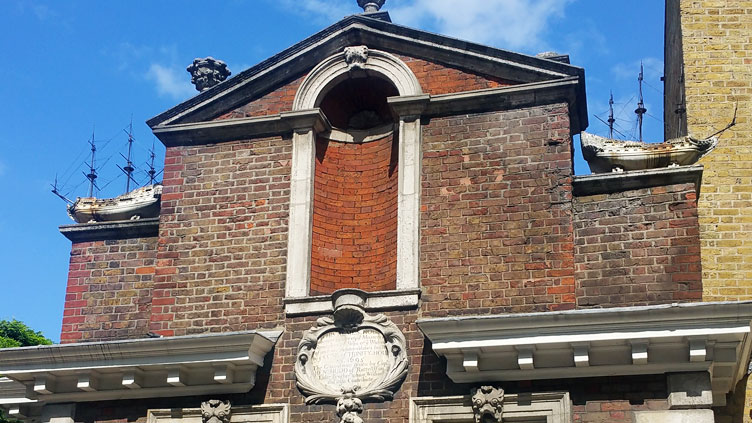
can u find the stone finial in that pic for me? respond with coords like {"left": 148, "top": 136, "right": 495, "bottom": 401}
{"left": 357, "top": 0, "right": 385, "bottom": 12}
{"left": 187, "top": 57, "right": 231, "bottom": 92}
{"left": 471, "top": 386, "right": 504, "bottom": 423}
{"left": 201, "top": 399, "right": 231, "bottom": 423}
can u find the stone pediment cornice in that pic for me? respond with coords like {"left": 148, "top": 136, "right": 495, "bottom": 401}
{"left": 146, "top": 14, "right": 586, "bottom": 133}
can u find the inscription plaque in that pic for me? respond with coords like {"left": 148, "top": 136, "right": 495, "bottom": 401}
{"left": 310, "top": 329, "right": 390, "bottom": 391}
{"left": 295, "top": 289, "right": 409, "bottom": 423}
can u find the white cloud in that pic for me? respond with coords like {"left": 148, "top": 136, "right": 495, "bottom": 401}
{"left": 611, "top": 57, "right": 664, "bottom": 83}
{"left": 146, "top": 64, "right": 195, "bottom": 101}
{"left": 274, "top": 0, "right": 359, "bottom": 24}
{"left": 390, "top": 0, "right": 574, "bottom": 52}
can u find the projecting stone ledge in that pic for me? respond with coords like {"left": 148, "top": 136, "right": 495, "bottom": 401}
{"left": 0, "top": 330, "right": 281, "bottom": 413}
{"left": 572, "top": 165, "right": 703, "bottom": 196}
{"left": 59, "top": 217, "right": 159, "bottom": 242}
{"left": 417, "top": 301, "right": 752, "bottom": 407}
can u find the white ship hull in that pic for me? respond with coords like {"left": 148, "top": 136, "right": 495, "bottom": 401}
{"left": 580, "top": 132, "right": 718, "bottom": 173}
{"left": 67, "top": 184, "right": 163, "bottom": 223}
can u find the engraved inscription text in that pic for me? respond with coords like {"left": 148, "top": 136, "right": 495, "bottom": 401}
{"left": 310, "top": 329, "right": 390, "bottom": 391}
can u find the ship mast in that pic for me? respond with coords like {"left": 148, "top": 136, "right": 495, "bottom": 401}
{"left": 674, "top": 64, "right": 687, "bottom": 139}
{"left": 608, "top": 91, "right": 616, "bottom": 139}
{"left": 84, "top": 129, "right": 98, "bottom": 197}
{"left": 118, "top": 119, "right": 138, "bottom": 192}
{"left": 50, "top": 174, "right": 73, "bottom": 204}
{"left": 146, "top": 138, "right": 158, "bottom": 185}
{"left": 635, "top": 62, "right": 648, "bottom": 142}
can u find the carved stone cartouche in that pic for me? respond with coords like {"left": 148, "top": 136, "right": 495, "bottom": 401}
{"left": 201, "top": 399, "right": 231, "bottom": 423}
{"left": 294, "top": 289, "right": 409, "bottom": 423}
{"left": 471, "top": 386, "right": 504, "bottom": 423}
{"left": 187, "top": 57, "right": 231, "bottom": 92}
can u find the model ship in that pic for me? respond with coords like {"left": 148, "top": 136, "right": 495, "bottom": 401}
{"left": 53, "top": 123, "right": 163, "bottom": 224}
{"left": 580, "top": 132, "right": 719, "bottom": 173}
{"left": 581, "top": 64, "right": 732, "bottom": 174}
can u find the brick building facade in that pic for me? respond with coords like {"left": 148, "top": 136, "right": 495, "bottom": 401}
{"left": 1, "top": 3, "right": 751, "bottom": 423}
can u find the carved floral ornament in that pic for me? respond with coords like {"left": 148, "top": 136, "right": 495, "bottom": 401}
{"left": 295, "top": 289, "right": 409, "bottom": 423}
{"left": 201, "top": 399, "right": 231, "bottom": 423}
{"left": 471, "top": 386, "right": 505, "bottom": 423}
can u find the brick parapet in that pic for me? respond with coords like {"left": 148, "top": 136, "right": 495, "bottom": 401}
{"left": 60, "top": 237, "right": 157, "bottom": 343}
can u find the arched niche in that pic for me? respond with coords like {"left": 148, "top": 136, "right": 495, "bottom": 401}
{"left": 285, "top": 46, "right": 425, "bottom": 312}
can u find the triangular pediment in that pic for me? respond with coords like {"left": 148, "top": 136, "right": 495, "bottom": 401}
{"left": 147, "top": 14, "right": 586, "bottom": 131}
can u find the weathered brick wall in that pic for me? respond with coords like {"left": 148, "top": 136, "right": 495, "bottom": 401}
{"left": 311, "top": 134, "right": 398, "bottom": 294}
{"left": 574, "top": 182, "right": 702, "bottom": 308}
{"left": 149, "top": 137, "right": 292, "bottom": 337}
{"left": 420, "top": 104, "right": 576, "bottom": 316}
{"left": 60, "top": 237, "right": 157, "bottom": 343}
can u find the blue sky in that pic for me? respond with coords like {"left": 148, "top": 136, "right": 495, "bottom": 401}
{"left": 0, "top": 0, "right": 665, "bottom": 342}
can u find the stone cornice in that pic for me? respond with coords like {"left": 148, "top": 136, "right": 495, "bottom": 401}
{"left": 152, "top": 109, "right": 330, "bottom": 147}
{"left": 573, "top": 165, "right": 703, "bottom": 196}
{"left": 390, "top": 77, "right": 581, "bottom": 126}
{"left": 153, "top": 79, "right": 582, "bottom": 148}
{"left": 0, "top": 330, "right": 281, "bottom": 404}
{"left": 417, "top": 301, "right": 752, "bottom": 406}
{"left": 59, "top": 217, "right": 160, "bottom": 242}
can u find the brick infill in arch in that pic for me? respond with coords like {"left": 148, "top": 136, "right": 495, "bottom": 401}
{"left": 310, "top": 133, "right": 398, "bottom": 295}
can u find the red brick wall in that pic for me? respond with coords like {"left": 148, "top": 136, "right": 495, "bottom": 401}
{"left": 149, "top": 137, "right": 292, "bottom": 337}
{"left": 420, "top": 104, "right": 576, "bottom": 317}
{"left": 218, "top": 76, "right": 305, "bottom": 120}
{"left": 60, "top": 237, "right": 157, "bottom": 343}
{"left": 399, "top": 55, "right": 518, "bottom": 95}
{"left": 310, "top": 134, "right": 398, "bottom": 294}
{"left": 574, "top": 183, "right": 702, "bottom": 308}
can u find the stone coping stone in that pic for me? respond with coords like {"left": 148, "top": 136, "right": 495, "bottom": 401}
{"left": 59, "top": 217, "right": 159, "bottom": 243}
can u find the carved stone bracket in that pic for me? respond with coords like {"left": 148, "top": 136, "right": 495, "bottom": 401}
{"left": 471, "top": 386, "right": 504, "bottom": 423}
{"left": 201, "top": 399, "right": 231, "bottom": 423}
{"left": 344, "top": 46, "right": 369, "bottom": 71}
{"left": 295, "top": 289, "right": 409, "bottom": 423}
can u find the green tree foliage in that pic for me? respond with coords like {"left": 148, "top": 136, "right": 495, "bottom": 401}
{"left": 0, "top": 320, "right": 52, "bottom": 348}
{"left": 0, "top": 320, "right": 52, "bottom": 422}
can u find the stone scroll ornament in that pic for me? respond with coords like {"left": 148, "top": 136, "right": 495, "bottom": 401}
{"left": 201, "top": 399, "right": 231, "bottom": 423}
{"left": 471, "top": 386, "right": 504, "bottom": 423}
{"left": 295, "top": 289, "right": 409, "bottom": 423}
